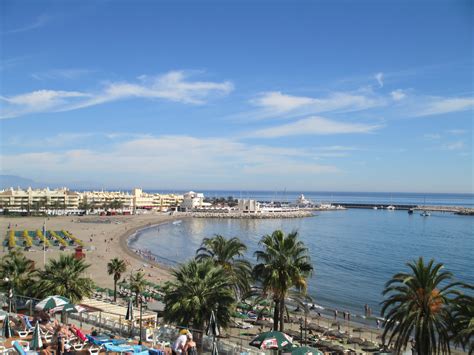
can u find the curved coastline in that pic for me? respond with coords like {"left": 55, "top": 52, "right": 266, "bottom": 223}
{"left": 119, "top": 214, "right": 190, "bottom": 272}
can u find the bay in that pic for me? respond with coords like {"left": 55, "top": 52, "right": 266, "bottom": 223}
{"left": 129, "top": 208, "right": 473, "bottom": 318}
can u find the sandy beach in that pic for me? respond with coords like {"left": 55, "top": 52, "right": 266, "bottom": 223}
{"left": 0, "top": 213, "right": 183, "bottom": 288}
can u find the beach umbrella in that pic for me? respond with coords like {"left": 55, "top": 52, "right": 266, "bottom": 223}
{"left": 286, "top": 346, "right": 324, "bottom": 355}
{"left": 125, "top": 298, "right": 134, "bottom": 321}
{"left": 3, "top": 313, "right": 12, "bottom": 338}
{"left": 35, "top": 295, "right": 70, "bottom": 311}
{"left": 55, "top": 303, "right": 86, "bottom": 313}
{"left": 249, "top": 331, "right": 293, "bottom": 350}
{"left": 30, "top": 321, "right": 43, "bottom": 350}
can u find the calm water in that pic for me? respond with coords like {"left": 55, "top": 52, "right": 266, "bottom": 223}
{"left": 153, "top": 190, "right": 474, "bottom": 207}
{"left": 129, "top": 209, "right": 473, "bottom": 318}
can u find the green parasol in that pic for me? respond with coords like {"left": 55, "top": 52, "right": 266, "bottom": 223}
{"left": 286, "top": 346, "right": 324, "bottom": 355}
{"left": 249, "top": 331, "right": 293, "bottom": 350}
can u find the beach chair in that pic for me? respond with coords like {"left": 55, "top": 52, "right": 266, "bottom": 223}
{"left": 87, "top": 346, "right": 101, "bottom": 355}
{"left": 0, "top": 345, "right": 14, "bottom": 354}
{"left": 12, "top": 341, "right": 37, "bottom": 355}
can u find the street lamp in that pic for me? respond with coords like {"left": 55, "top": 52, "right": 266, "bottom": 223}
{"left": 3, "top": 277, "right": 13, "bottom": 313}
{"left": 138, "top": 294, "right": 143, "bottom": 345}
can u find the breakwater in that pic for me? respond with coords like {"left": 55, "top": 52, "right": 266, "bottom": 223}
{"left": 191, "top": 211, "right": 314, "bottom": 219}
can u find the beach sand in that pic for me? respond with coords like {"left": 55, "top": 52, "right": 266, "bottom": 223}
{"left": 0, "top": 213, "right": 181, "bottom": 288}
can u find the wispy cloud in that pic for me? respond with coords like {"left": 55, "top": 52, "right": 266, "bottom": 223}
{"left": 248, "top": 116, "right": 382, "bottom": 138}
{"left": 423, "top": 133, "right": 441, "bottom": 140}
{"left": 442, "top": 141, "right": 465, "bottom": 151}
{"left": 375, "top": 72, "right": 384, "bottom": 88}
{"left": 2, "top": 14, "right": 51, "bottom": 35}
{"left": 1, "top": 135, "right": 341, "bottom": 189}
{"left": 31, "top": 69, "right": 95, "bottom": 81}
{"left": 415, "top": 97, "right": 474, "bottom": 117}
{"left": 0, "top": 71, "right": 234, "bottom": 119}
{"left": 248, "top": 90, "right": 385, "bottom": 120}
{"left": 390, "top": 89, "right": 407, "bottom": 101}
{"left": 447, "top": 129, "right": 467, "bottom": 135}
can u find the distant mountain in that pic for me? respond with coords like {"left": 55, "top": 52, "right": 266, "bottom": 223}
{"left": 0, "top": 175, "right": 43, "bottom": 189}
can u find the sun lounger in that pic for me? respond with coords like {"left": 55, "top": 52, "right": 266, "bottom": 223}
{"left": 12, "top": 341, "right": 37, "bottom": 355}
{"left": 86, "top": 334, "right": 127, "bottom": 346}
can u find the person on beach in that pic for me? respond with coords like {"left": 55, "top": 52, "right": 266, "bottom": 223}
{"left": 376, "top": 319, "right": 380, "bottom": 329}
{"left": 343, "top": 311, "right": 346, "bottom": 320}
{"left": 334, "top": 309, "right": 338, "bottom": 320}
{"left": 40, "top": 344, "right": 52, "bottom": 355}
{"left": 172, "top": 329, "right": 189, "bottom": 355}
{"left": 364, "top": 304, "right": 368, "bottom": 317}
{"left": 183, "top": 333, "right": 197, "bottom": 355}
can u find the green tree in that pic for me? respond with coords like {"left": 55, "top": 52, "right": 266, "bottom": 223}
{"left": 163, "top": 259, "right": 235, "bottom": 346}
{"left": 130, "top": 271, "right": 147, "bottom": 306}
{"left": 34, "top": 254, "right": 94, "bottom": 303}
{"left": 381, "top": 257, "right": 462, "bottom": 354}
{"left": 449, "top": 285, "right": 473, "bottom": 353}
{"left": 253, "top": 230, "right": 313, "bottom": 331}
{"left": 196, "top": 235, "right": 252, "bottom": 299}
{"left": 107, "top": 258, "right": 127, "bottom": 302}
{"left": 0, "top": 249, "right": 36, "bottom": 297}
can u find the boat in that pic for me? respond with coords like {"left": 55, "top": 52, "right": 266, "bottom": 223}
{"left": 408, "top": 209, "right": 414, "bottom": 215}
{"left": 373, "top": 206, "right": 378, "bottom": 210}
{"left": 172, "top": 220, "right": 182, "bottom": 225}
{"left": 387, "top": 205, "right": 396, "bottom": 210}
{"left": 420, "top": 211, "right": 431, "bottom": 217}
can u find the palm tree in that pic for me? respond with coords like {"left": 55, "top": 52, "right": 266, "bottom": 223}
{"left": 0, "top": 249, "right": 36, "bottom": 297}
{"left": 196, "top": 235, "right": 252, "bottom": 299}
{"left": 381, "top": 257, "right": 462, "bottom": 354}
{"left": 253, "top": 230, "right": 313, "bottom": 331}
{"left": 449, "top": 285, "right": 473, "bottom": 353}
{"left": 107, "top": 258, "right": 127, "bottom": 302}
{"left": 163, "top": 259, "right": 235, "bottom": 346}
{"left": 34, "top": 254, "right": 94, "bottom": 303}
{"left": 129, "top": 271, "right": 147, "bottom": 306}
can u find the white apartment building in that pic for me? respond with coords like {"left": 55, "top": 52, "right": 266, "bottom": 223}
{"left": 0, "top": 187, "right": 80, "bottom": 210}
{"left": 79, "top": 190, "right": 134, "bottom": 210}
{"left": 132, "top": 188, "right": 183, "bottom": 211}
{"left": 180, "top": 191, "right": 206, "bottom": 211}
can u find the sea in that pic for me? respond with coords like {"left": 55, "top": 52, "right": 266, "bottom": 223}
{"left": 128, "top": 191, "right": 473, "bottom": 321}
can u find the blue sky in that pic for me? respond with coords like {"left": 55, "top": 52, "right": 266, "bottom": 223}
{"left": 1, "top": 0, "right": 472, "bottom": 193}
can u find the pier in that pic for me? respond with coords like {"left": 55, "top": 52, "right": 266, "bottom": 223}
{"left": 315, "top": 203, "right": 473, "bottom": 214}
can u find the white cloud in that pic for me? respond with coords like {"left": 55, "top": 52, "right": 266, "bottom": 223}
{"left": 375, "top": 72, "right": 384, "bottom": 88}
{"left": 1, "top": 135, "right": 341, "bottom": 188}
{"left": 2, "top": 14, "right": 51, "bottom": 35}
{"left": 443, "top": 141, "right": 465, "bottom": 151}
{"left": 447, "top": 129, "right": 467, "bottom": 135}
{"left": 31, "top": 69, "right": 94, "bottom": 80}
{"left": 249, "top": 91, "right": 384, "bottom": 119}
{"left": 252, "top": 92, "right": 315, "bottom": 113}
{"left": 0, "top": 71, "right": 234, "bottom": 119}
{"left": 415, "top": 97, "right": 474, "bottom": 117}
{"left": 390, "top": 89, "right": 407, "bottom": 101}
{"left": 249, "top": 116, "right": 382, "bottom": 138}
{"left": 423, "top": 133, "right": 441, "bottom": 140}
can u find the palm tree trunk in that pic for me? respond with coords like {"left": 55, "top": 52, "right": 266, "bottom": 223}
{"left": 279, "top": 298, "right": 285, "bottom": 332}
{"left": 113, "top": 278, "right": 117, "bottom": 302}
{"left": 273, "top": 298, "right": 279, "bottom": 331}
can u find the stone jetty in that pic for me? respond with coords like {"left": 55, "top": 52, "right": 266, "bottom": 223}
{"left": 191, "top": 211, "right": 314, "bottom": 219}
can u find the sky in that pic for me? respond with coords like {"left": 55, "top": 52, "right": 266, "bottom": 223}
{"left": 0, "top": 0, "right": 473, "bottom": 193}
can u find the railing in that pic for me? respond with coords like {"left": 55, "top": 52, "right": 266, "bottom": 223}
{"left": 0, "top": 293, "right": 263, "bottom": 354}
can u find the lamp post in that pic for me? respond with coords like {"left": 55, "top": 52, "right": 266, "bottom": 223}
{"left": 138, "top": 294, "right": 143, "bottom": 345}
{"left": 4, "top": 277, "right": 13, "bottom": 313}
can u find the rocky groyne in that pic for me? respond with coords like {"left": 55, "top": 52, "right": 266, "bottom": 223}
{"left": 191, "top": 211, "right": 314, "bottom": 219}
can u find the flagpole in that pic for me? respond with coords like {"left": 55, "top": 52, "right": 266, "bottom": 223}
{"left": 43, "top": 219, "right": 46, "bottom": 267}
